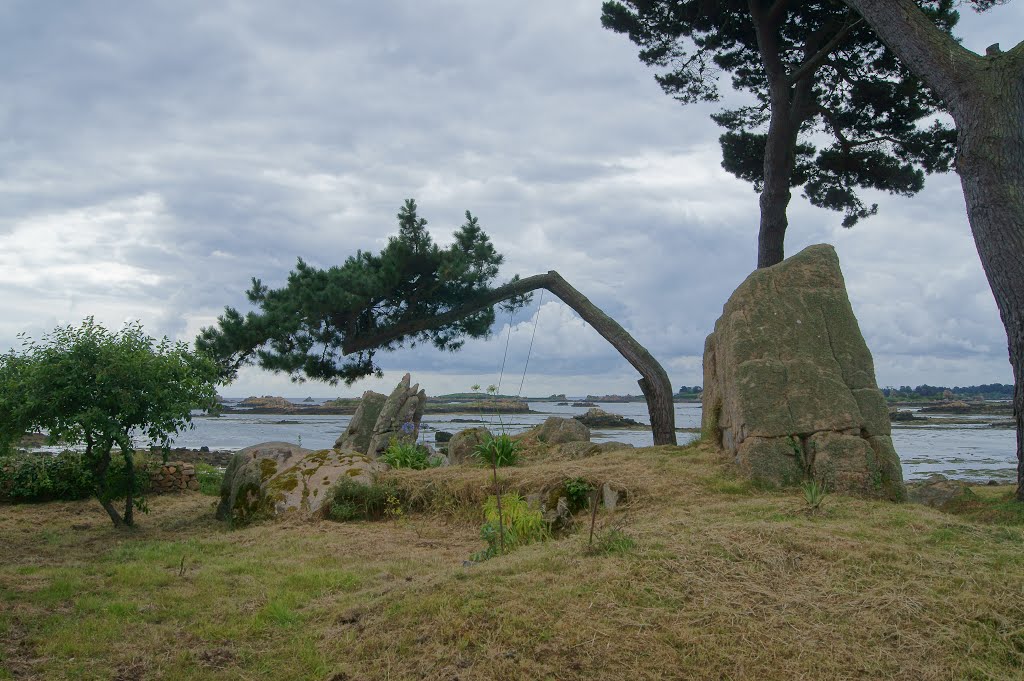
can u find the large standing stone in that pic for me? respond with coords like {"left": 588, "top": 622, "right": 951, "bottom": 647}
{"left": 334, "top": 390, "right": 387, "bottom": 453}
{"left": 365, "top": 373, "right": 427, "bottom": 457}
{"left": 701, "top": 244, "right": 904, "bottom": 500}
{"left": 216, "top": 441, "right": 387, "bottom": 525}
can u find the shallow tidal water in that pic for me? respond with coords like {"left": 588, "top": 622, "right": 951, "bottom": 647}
{"left": 171, "top": 400, "right": 1017, "bottom": 483}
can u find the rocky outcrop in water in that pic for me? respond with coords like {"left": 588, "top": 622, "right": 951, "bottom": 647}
{"left": 238, "top": 396, "right": 294, "bottom": 410}
{"left": 573, "top": 408, "right": 643, "bottom": 428}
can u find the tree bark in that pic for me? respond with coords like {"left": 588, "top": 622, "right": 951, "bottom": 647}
{"left": 90, "top": 441, "right": 124, "bottom": 528}
{"left": 748, "top": 1, "right": 823, "bottom": 268}
{"left": 841, "top": 0, "right": 1024, "bottom": 499}
{"left": 749, "top": 1, "right": 796, "bottom": 268}
{"left": 343, "top": 271, "right": 678, "bottom": 446}
{"left": 757, "top": 107, "right": 799, "bottom": 268}
{"left": 122, "top": 447, "right": 135, "bottom": 527}
{"left": 957, "top": 89, "right": 1024, "bottom": 501}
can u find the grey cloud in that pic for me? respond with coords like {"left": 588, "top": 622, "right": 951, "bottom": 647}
{"left": 1, "top": 0, "right": 1018, "bottom": 395}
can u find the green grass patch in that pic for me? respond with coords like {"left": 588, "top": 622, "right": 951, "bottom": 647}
{"left": 2, "top": 445, "right": 1023, "bottom": 680}
{"left": 194, "top": 462, "right": 224, "bottom": 496}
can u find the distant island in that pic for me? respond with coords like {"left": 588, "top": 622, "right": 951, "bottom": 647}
{"left": 221, "top": 394, "right": 532, "bottom": 415}
{"left": 883, "top": 383, "right": 1013, "bottom": 402}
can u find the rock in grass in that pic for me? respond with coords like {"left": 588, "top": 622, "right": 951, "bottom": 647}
{"left": 447, "top": 427, "right": 491, "bottom": 465}
{"left": 216, "top": 441, "right": 386, "bottom": 525}
{"left": 365, "top": 373, "right": 427, "bottom": 458}
{"left": 908, "top": 474, "right": 977, "bottom": 510}
{"left": 701, "top": 244, "right": 904, "bottom": 500}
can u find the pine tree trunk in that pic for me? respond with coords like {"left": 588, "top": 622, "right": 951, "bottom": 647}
{"left": 343, "top": 271, "right": 678, "bottom": 445}
{"left": 757, "top": 110, "right": 797, "bottom": 269}
{"left": 954, "top": 85, "right": 1024, "bottom": 500}
{"left": 839, "top": 0, "right": 1024, "bottom": 499}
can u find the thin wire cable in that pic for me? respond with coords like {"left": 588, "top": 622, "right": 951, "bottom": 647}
{"left": 516, "top": 290, "right": 545, "bottom": 398}
{"left": 488, "top": 307, "right": 515, "bottom": 431}
{"left": 495, "top": 306, "right": 514, "bottom": 396}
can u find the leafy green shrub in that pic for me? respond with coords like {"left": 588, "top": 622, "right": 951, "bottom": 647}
{"left": 563, "top": 477, "right": 594, "bottom": 512}
{"left": 472, "top": 433, "right": 520, "bottom": 468}
{"left": 194, "top": 463, "right": 225, "bottom": 496}
{"left": 326, "top": 478, "right": 403, "bottom": 522}
{"left": 0, "top": 451, "right": 94, "bottom": 502}
{"left": 472, "top": 492, "right": 548, "bottom": 561}
{"left": 379, "top": 439, "right": 442, "bottom": 470}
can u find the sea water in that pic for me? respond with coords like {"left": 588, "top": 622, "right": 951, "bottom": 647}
{"left": 170, "top": 400, "right": 1017, "bottom": 483}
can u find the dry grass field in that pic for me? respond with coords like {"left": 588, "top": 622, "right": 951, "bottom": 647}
{"left": 2, "top": 443, "right": 1022, "bottom": 680}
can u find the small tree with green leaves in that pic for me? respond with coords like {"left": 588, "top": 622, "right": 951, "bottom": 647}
{"left": 0, "top": 319, "right": 220, "bottom": 527}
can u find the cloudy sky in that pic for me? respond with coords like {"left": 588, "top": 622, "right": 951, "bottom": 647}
{"left": 2, "top": 1, "right": 1021, "bottom": 398}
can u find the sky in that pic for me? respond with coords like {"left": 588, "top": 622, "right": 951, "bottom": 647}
{"left": 2, "top": 1, "right": 1022, "bottom": 399}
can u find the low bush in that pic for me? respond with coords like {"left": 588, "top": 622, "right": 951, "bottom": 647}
{"left": 379, "top": 439, "right": 442, "bottom": 470}
{"left": 326, "top": 478, "right": 404, "bottom": 522}
{"left": 563, "top": 477, "right": 594, "bottom": 512}
{"left": 801, "top": 479, "right": 828, "bottom": 510}
{"left": 0, "top": 451, "right": 94, "bottom": 502}
{"left": 472, "top": 492, "right": 548, "bottom": 561}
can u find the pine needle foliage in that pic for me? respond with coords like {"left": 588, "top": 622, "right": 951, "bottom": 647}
{"left": 197, "top": 199, "right": 530, "bottom": 385}
{"left": 602, "top": 0, "right": 961, "bottom": 228}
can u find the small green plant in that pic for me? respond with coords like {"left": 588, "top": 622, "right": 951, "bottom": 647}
{"left": 472, "top": 433, "right": 520, "bottom": 467}
{"left": 326, "top": 478, "right": 402, "bottom": 521}
{"left": 586, "top": 528, "right": 636, "bottom": 556}
{"left": 472, "top": 492, "right": 549, "bottom": 561}
{"left": 379, "top": 439, "right": 442, "bottom": 470}
{"left": 384, "top": 492, "right": 404, "bottom": 521}
{"left": 801, "top": 478, "right": 828, "bottom": 510}
{"left": 563, "top": 477, "right": 594, "bottom": 512}
{"left": 193, "top": 462, "right": 224, "bottom": 496}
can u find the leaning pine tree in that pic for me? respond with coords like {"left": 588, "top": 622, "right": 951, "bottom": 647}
{"left": 602, "top": 0, "right": 960, "bottom": 267}
{"left": 198, "top": 200, "right": 678, "bottom": 445}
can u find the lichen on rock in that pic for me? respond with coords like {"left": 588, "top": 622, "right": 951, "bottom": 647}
{"left": 216, "top": 441, "right": 386, "bottom": 525}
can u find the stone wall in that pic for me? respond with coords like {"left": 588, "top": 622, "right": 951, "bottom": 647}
{"left": 149, "top": 461, "right": 200, "bottom": 494}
